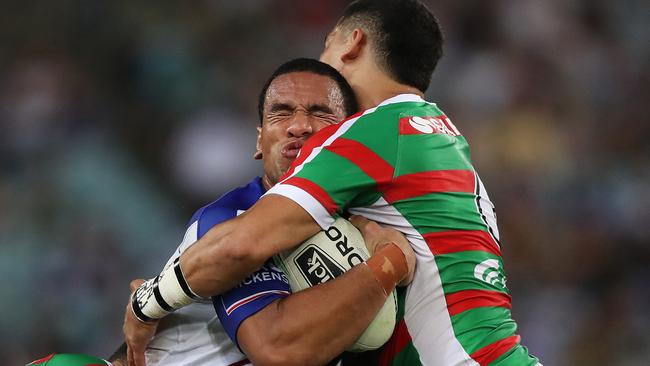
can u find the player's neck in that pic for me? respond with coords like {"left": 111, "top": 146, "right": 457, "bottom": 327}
{"left": 261, "top": 175, "right": 274, "bottom": 191}
{"left": 353, "top": 74, "right": 423, "bottom": 111}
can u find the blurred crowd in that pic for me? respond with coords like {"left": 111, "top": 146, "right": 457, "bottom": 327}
{"left": 0, "top": 1, "right": 647, "bottom": 365}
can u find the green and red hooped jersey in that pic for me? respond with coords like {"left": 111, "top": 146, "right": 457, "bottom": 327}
{"left": 266, "top": 94, "right": 541, "bottom": 366}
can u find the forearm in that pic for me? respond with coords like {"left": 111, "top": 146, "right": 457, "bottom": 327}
{"left": 238, "top": 244, "right": 407, "bottom": 366}
{"left": 241, "top": 265, "right": 385, "bottom": 366}
{"left": 180, "top": 195, "right": 320, "bottom": 297}
{"left": 130, "top": 195, "right": 319, "bottom": 326}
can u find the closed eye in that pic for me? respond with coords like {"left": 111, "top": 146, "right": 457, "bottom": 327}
{"left": 308, "top": 104, "right": 334, "bottom": 117}
{"left": 269, "top": 103, "right": 295, "bottom": 116}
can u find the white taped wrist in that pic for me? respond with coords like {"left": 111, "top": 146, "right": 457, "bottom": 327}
{"left": 131, "top": 258, "right": 203, "bottom": 323}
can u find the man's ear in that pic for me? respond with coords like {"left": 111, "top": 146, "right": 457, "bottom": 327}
{"left": 341, "top": 28, "right": 366, "bottom": 62}
{"left": 254, "top": 126, "right": 263, "bottom": 160}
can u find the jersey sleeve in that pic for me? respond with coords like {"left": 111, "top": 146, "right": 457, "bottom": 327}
{"left": 265, "top": 115, "right": 398, "bottom": 229}
{"left": 213, "top": 261, "right": 291, "bottom": 346}
{"left": 162, "top": 205, "right": 237, "bottom": 269}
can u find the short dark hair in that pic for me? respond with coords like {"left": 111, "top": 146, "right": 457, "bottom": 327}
{"left": 338, "top": 0, "right": 443, "bottom": 92}
{"left": 258, "top": 58, "right": 358, "bottom": 124}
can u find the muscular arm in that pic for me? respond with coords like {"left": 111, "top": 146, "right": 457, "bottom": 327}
{"left": 124, "top": 195, "right": 320, "bottom": 366}
{"left": 237, "top": 263, "right": 388, "bottom": 366}
{"left": 125, "top": 196, "right": 414, "bottom": 366}
{"left": 180, "top": 194, "right": 320, "bottom": 297}
{"left": 235, "top": 216, "right": 414, "bottom": 366}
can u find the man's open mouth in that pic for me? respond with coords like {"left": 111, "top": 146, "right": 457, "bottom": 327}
{"left": 281, "top": 140, "right": 305, "bottom": 159}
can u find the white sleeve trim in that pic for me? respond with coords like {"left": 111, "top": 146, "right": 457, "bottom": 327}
{"left": 264, "top": 184, "right": 335, "bottom": 230}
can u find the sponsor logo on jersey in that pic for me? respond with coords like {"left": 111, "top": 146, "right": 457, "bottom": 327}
{"left": 236, "top": 263, "right": 289, "bottom": 287}
{"left": 474, "top": 259, "right": 506, "bottom": 289}
{"left": 399, "top": 115, "right": 461, "bottom": 136}
{"left": 294, "top": 245, "right": 344, "bottom": 286}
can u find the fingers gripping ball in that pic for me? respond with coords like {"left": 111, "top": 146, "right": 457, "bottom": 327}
{"left": 26, "top": 353, "right": 112, "bottom": 365}
{"left": 274, "top": 217, "right": 398, "bottom": 352}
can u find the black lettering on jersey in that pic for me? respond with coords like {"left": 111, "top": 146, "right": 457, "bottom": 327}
{"left": 237, "top": 264, "right": 290, "bottom": 287}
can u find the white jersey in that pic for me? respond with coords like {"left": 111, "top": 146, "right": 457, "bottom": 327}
{"left": 145, "top": 221, "right": 249, "bottom": 366}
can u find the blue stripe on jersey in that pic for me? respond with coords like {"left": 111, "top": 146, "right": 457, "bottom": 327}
{"left": 187, "top": 176, "right": 291, "bottom": 347}
{"left": 191, "top": 176, "right": 266, "bottom": 238}
{"left": 215, "top": 263, "right": 291, "bottom": 344}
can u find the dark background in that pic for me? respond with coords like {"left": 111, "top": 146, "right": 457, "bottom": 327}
{"left": 1, "top": 1, "right": 648, "bottom": 365}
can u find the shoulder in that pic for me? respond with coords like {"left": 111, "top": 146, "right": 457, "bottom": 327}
{"left": 333, "top": 102, "right": 415, "bottom": 143}
{"left": 355, "top": 99, "right": 441, "bottom": 127}
{"left": 351, "top": 100, "right": 458, "bottom": 139}
{"left": 190, "top": 177, "right": 265, "bottom": 239}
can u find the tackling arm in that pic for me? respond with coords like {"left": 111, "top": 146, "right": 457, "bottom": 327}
{"left": 180, "top": 194, "right": 320, "bottom": 297}
{"left": 237, "top": 263, "right": 386, "bottom": 366}
{"left": 124, "top": 196, "right": 414, "bottom": 366}
{"left": 236, "top": 216, "right": 414, "bottom": 366}
{"left": 124, "top": 195, "right": 321, "bottom": 366}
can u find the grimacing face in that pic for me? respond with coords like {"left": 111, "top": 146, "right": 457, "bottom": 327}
{"left": 257, "top": 71, "right": 347, "bottom": 188}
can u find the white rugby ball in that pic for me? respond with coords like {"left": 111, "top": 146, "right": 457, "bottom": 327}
{"left": 274, "top": 217, "right": 397, "bottom": 352}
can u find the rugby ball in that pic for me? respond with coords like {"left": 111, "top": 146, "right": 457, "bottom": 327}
{"left": 26, "top": 353, "right": 112, "bottom": 365}
{"left": 274, "top": 217, "right": 397, "bottom": 352}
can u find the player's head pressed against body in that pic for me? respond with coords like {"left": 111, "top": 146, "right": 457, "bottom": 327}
{"left": 255, "top": 58, "right": 357, "bottom": 188}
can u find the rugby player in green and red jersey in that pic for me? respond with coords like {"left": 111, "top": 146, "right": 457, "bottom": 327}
{"left": 124, "top": 1, "right": 542, "bottom": 365}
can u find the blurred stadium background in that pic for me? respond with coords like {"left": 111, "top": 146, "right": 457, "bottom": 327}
{"left": 1, "top": 0, "right": 648, "bottom": 364}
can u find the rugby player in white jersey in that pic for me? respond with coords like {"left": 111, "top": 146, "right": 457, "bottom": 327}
{"left": 114, "top": 58, "right": 415, "bottom": 366}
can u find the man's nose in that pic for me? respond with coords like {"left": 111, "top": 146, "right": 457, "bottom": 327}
{"left": 287, "top": 112, "right": 314, "bottom": 137}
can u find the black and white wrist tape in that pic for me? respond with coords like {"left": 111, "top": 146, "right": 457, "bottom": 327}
{"left": 131, "top": 258, "right": 203, "bottom": 323}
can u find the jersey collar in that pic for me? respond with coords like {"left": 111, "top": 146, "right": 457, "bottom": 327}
{"left": 377, "top": 93, "right": 425, "bottom": 108}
